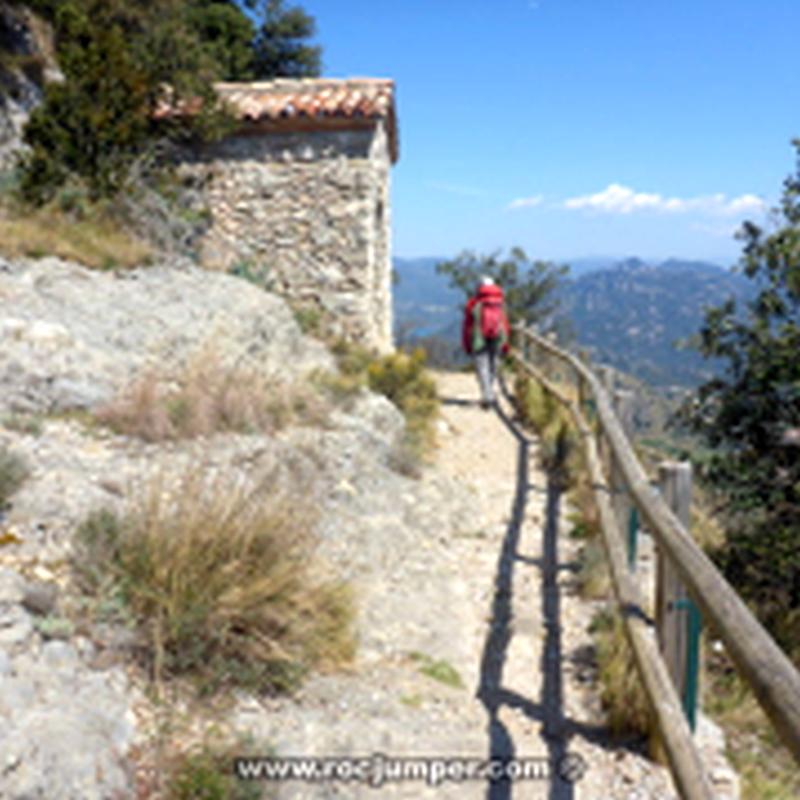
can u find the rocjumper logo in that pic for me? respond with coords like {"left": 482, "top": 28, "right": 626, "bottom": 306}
{"left": 233, "top": 752, "right": 588, "bottom": 787}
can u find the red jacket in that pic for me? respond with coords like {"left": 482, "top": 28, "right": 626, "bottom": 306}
{"left": 462, "top": 283, "right": 511, "bottom": 355}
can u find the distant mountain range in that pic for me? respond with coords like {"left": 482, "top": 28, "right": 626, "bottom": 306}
{"left": 393, "top": 255, "right": 753, "bottom": 387}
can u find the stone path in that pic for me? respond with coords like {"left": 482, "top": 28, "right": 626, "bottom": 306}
{"left": 429, "top": 369, "right": 680, "bottom": 799}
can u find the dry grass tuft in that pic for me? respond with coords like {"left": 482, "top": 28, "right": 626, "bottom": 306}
{"left": 74, "top": 469, "right": 354, "bottom": 695}
{"left": 576, "top": 539, "right": 611, "bottom": 599}
{"left": 0, "top": 204, "right": 151, "bottom": 269}
{"left": 96, "top": 351, "right": 329, "bottom": 441}
{"left": 513, "top": 370, "right": 577, "bottom": 481}
{"left": 591, "top": 608, "right": 651, "bottom": 737}
{"left": 706, "top": 647, "right": 800, "bottom": 799}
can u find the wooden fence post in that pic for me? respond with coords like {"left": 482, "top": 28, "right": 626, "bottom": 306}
{"left": 612, "top": 390, "right": 637, "bottom": 568}
{"left": 597, "top": 365, "right": 615, "bottom": 396}
{"left": 595, "top": 366, "right": 615, "bottom": 468}
{"left": 657, "top": 461, "right": 702, "bottom": 731}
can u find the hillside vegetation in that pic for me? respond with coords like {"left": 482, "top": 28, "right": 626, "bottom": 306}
{"left": 0, "top": 0, "right": 322, "bottom": 264}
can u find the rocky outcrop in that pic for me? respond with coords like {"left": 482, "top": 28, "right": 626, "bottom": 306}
{"left": 0, "top": 256, "right": 333, "bottom": 414}
{"left": 0, "top": 254, "right": 478, "bottom": 799}
{"left": 0, "top": 567, "right": 137, "bottom": 800}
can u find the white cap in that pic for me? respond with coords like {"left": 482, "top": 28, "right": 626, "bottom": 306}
{"left": 481, "top": 276, "right": 495, "bottom": 286}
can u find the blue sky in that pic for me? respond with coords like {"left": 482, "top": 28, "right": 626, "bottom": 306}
{"left": 295, "top": 0, "right": 799, "bottom": 265}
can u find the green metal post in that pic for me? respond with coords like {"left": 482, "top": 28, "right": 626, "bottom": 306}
{"left": 627, "top": 506, "right": 639, "bottom": 571}
{"left": 675, "top": 597, "right": 702, "bottom": 731}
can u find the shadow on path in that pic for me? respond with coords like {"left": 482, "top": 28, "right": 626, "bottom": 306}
{"left": 440, "top": 395, "right": 484, "bottom": 409}
{"left": 475, "top": 381, "right": 602, "bottom": 799}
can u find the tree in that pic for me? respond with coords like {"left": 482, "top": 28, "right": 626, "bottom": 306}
{"left": 182, "top": 1, "right": 323, "bottom": 80}
{"left": 436, "top": 247, "right": 570, "bottom": 330}
{"left": 17, "top": 0, "right": 323, "bottom": 201}
{"left": 249, "top": 0, "right": 322, "bottom": 78}
{"left": 680, "top": 140, "right": 800, "bottom": 660}
{"left": 19, "top": 0, "right": 229, "bottom": 202}
{"left": 186, "top": 1, "right": 257, "bottom": 81}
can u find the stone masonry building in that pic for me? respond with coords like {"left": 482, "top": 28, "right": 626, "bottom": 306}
{"left": 182, "top": 78, "right": 398, "bottom": 352}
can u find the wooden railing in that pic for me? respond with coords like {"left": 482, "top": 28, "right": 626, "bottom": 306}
{"left": 511, "top": 325, "right": 800, "bottom": 800}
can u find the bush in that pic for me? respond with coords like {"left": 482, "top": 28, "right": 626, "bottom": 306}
{"left": 96, "top": 352, "right": 329, "bottom": 441}
{"left": 165, "top": 744, "right": 264, "bottom": 800}
{"left": 18, "top": 0, "right": 228, "bottom": 205}
{"left": 330, "top": 338, "right": 375, "bottom": 380}
{"left": 0, "top": 446, "right": 29, "bottom": 508}
{"left": 73, "top": 470, "right": 354, "bottom": 694}
{"left": 291, "top": 303, "right": 323, "bottom": 337}
{"left": 409, "top": 651, "right": 464, "bottom": 689}
{"left": 135, "top": 730, "right": 269, "bottom": 800}
{"left": 367, "top": 348, "right": 440, "bottom": 463}
{"left": 323, "top": 341, "right": 441, "bottom": 473}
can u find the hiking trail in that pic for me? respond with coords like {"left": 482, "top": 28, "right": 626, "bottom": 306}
{"left": 428, "top": 369, "right": 678, "bottom": 799}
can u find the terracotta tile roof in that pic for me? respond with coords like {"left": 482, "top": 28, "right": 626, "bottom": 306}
{"left": 215, "top": 78, "right": 398, "bottom": 162}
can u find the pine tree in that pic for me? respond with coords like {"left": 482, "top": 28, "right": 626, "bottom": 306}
{"left": 249, "top": 0, "right": 321, "bottom": 78}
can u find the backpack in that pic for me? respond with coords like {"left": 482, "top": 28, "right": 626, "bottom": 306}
{"left": 480, "top": 299, "right": 504, "bottom": 340}
{"left": 471, "top": 297, "right": 507, "bottom": 352}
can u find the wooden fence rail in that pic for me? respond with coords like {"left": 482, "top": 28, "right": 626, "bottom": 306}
{"left": 511, "top": 325, "right": 800, "bottom": 798}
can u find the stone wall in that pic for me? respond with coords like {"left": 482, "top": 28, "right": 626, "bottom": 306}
{"left": 181, "top": 120, "right": 393, "bottom": 352}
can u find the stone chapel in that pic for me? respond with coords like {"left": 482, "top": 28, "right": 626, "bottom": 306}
{"left": 183, "top": 78, "right": 399, "bottom": 352}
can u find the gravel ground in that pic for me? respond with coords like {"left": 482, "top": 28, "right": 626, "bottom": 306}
{"left": 0, "top": 256, "right": 739, "bottom": 798}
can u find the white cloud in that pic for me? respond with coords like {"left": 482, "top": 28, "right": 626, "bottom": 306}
{"left": 507, "top": 195, "right": 544, "bottom": 210}
{"left": 723, "top": 193, "right": 764, "bottom": 214}
{"left": 564, "top": 183, "right": 766, "bottom": 216}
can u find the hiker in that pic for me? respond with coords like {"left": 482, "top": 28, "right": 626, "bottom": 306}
{"left": 462, "top": 276, "right": 510, "bottom": 409}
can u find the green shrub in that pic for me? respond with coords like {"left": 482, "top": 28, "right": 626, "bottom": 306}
{"left": 18, "top": 0, "right": 228, "bottom": 205}
{"left": 73, "top": 471, "right": 354, "bottom": 694}
{"left": 409, "top": 651, "right": 464, "bottom": 689}
{"left": 291, "top": 303, "right": 323, "bottom": 337}
{"left": 0, "top": 446, "right": 29, "bottom": 508}
{"left": 324, "top": 342, "right": 440, "bottom": 472}
{"left": 331, "top": 338, "right": 375, "bottom": 379}
{"left": 166, "top": 745, "right": 263, "bottom": 800}
{"left": 706, "top": 647, "right": 800, "bottom": 800}
{"left": 367, "top": 348, "right": 440, "bottom": 464}
{"left": 230, "top": 259, "right": 271, "bottom": 288}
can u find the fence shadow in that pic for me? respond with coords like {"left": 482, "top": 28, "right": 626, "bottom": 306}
{"left": 475, "top": 382, "right": 613, "bottom": 799}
